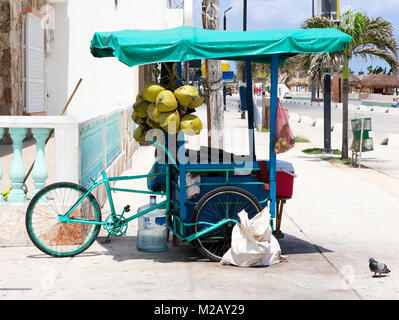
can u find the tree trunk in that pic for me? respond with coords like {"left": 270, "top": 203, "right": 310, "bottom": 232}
{"left": 203, "top": 0, "right": 224, "bottom": 150}
{"left": 342, "top": 56, "right": 349, "bottom": 159}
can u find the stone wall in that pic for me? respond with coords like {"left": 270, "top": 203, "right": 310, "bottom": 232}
{"left": 0, "top": 0, "right": 47, "bottom": 117}
{"left": 0, "top": 0, "right": 46, "bottom": 143}
{"left": 0, "top": 0, "right": 11, "bottom": 116}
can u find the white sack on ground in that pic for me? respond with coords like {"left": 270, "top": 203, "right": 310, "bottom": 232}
{"left": 220, "top": 209, "right": 286, "bottom": 267}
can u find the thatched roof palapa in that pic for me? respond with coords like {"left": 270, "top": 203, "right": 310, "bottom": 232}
{"left": 286, "top": 77, "right": 310, "bottom": 87}
{"left": 360, "top": 74, "right": 399, "bottom": 89}
{"left": 348, "top": 73, "right": 361, "bottom": 87}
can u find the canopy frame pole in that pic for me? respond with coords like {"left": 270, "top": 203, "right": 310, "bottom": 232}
{"left": 245, "top": 57, "right": 255, "bottom": 161}
{"left": 269, "top": 54, "right": 279, "bottom": 219}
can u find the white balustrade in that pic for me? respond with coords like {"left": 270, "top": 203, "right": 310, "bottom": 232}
{"left": 0, "top": 105, "right": 136, "bottom": 207}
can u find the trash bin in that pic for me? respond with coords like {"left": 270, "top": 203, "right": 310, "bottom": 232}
{"left": 351, "top": 117, "right": 373, "bottom": 152}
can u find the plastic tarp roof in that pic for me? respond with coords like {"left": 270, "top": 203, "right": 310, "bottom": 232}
{"left": 90, "top": 26, "right": 352, "bottom": 67}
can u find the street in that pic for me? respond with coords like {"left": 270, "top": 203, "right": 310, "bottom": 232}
{"left": 1, "top": 103, "right": 398, "bottom": 300}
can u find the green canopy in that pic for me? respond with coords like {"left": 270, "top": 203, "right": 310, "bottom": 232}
{"left": 90, "top": 26, "right": 351, "bottom": 67}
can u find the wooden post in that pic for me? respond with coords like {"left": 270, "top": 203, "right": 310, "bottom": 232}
{"left": 203, "top": 0, "right": 224, "bottom": 150}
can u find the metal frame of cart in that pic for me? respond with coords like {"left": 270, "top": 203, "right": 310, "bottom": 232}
{"left": 25, "top": 26, "right": 352, "bottom": 261}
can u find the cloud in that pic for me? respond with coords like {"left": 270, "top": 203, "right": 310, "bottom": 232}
{"left": 192, "top": 0, "right": 399, "bottom": 73}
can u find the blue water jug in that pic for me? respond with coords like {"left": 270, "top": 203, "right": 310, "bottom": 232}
{"left": 137, "top": 196, "right": 168, "bottom": 252}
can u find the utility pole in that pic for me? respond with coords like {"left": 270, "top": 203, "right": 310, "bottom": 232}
{"left": 311, "top": 0, "right": 316, "bottom": 101}
{"left": 312, "top": 0, "right": 315, "bottom": 17}
{"left": 241, "top": 0, "right": 247, "bottom": 119}
{"left": 319, "top": 0, "right": 336, "bottom": 154}
{"left": 203, "top": 0, "right": 224, "bottom": 150}
{"left": 223, "top": 6, "right": 232, "bottom": 111}
{"left": 323, "top": 72, "right": 332, "bottom": 153}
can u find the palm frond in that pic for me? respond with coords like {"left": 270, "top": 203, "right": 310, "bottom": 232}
{"left": 353, "top": 47, "right": 399, "bottom": 73}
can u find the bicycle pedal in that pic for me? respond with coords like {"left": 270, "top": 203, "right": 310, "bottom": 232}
{"left": 124, "top": 205, "right": 130, "bottom": 213}
{"left": 102, "top": 235, "right": 112, "bottom": 244}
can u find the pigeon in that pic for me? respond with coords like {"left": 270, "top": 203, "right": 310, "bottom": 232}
{"left": 369, "top": 258, "right": 391, "bottom": 277}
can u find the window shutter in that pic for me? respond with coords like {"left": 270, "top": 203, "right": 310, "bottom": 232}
{"left": 25, "top": 13, "right": 45, "bottom": 114}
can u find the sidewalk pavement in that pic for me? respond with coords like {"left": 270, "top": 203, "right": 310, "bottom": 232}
{"left": 285, "top": 104, "right": 399, "bottom": 180}
{"left": 1, "top": 105, "right": 398, "bottom": 300}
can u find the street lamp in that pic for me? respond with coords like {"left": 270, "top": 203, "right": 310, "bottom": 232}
{"left": 223, "top": 6, "right": 232, "bottom": 111}
{"left": 223, "top": 6, "right": 232, "bottom": 31}
{"left": 241, "top": 0, "right": 247, "bottom": 119}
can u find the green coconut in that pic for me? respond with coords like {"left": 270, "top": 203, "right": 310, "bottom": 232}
{"left": 178, "top": 104, "right": 188, "bottom": 116}
{"left": 133, "top": 100, "right": 151, "bottom": 118}
{"left": 131, "top": 110, "right": 147, "bottom": 125}
{"left": 174, "top": 85, "right": 200, "bottom": 108}
{"left": 156, "top": 90, "right": 178, "bottom": 112}
{"left": 180, "top": 114, "right": 203, "bottom": 136}
{"left": 147, "top": 103, "right": 161, "bottom": 122}
{"left": 133, "top": 125, "right": 149, "bottom": 143}
{"left": 146, "top": 117, "right": 161, "bottom": 129}
{"left": 187, "top": 95, "right": 204, "bottom": 109}
{"left": 136, "top": 92, "right": 143, "bottom": 101}
{"left": 159, "top": 110, "right": 180, "bottom": 135}
{"left": 142, "top": 83, "right": 165, "bottom": 102}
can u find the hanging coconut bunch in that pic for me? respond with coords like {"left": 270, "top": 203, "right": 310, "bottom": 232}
{"left": 131, "top": 64, "right": 204, "bottom": 143}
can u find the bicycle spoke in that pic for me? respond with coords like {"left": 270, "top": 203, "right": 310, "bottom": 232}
{"left": 192, "top": 187, "right": 262, "bottom": 262}
{"left": 26, "top": 182, "right": 101, "bottom": 257}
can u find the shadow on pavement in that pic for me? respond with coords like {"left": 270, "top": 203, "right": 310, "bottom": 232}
{"left": 278, "top": 233, "right": 332, "bottom": 255}
{"left": 96, "top": 233, "right": 333, "bottom": 262}
{"left": 94, "top": 235, "right": 209, "bottom": 263}
{"left": 26, "top": 233, "right": 332, "bottom": 261}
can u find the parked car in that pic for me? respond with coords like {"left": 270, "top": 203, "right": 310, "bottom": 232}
{"left": 283, "top": 91, "right": 292, "bottom": 99}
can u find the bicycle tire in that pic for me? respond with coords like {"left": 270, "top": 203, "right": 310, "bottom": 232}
{"left": 191, "top": 186, "right": 262, "bottom": 262}
{"left": 26, "top": 182, "right": 102, "bottom": 257}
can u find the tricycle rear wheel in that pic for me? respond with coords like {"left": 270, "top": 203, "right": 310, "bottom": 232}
{"left": 191, "top": 186, "right": 262, "bottom": 262}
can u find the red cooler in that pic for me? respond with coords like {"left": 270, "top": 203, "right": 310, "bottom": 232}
{"left": 256, "top": 160, "right": 296, "bottom": 198}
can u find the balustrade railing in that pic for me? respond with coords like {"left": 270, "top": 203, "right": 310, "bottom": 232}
{"left": 0, "top": 106, "right": 136, "bottom": 206}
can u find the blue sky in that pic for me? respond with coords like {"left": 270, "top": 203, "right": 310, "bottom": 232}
{"left": 192, "top": 0, "right": 399, "bottom": 74}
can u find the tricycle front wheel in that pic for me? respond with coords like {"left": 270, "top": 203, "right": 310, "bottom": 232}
{"left": 191, "top": 186, "right": 262, "bottom": 262}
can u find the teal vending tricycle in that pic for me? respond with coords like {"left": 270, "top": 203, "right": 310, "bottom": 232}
{"left": 26, "top": 26, "right": 351, "bottom": 261}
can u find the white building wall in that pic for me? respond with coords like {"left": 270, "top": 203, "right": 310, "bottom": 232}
{"left": 46, "top": 0, "right": 190, "bottom": 117}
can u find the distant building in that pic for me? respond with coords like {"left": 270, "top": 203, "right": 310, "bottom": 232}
{"left": 0, "top": 0, "right": 193, "bottom": 117}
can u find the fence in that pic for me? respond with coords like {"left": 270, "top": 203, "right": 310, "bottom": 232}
{"left": 0, "top": 106, "right": 138, "bottom": 245}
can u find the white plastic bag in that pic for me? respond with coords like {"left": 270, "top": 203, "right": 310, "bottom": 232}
{"left": 220, "top": 209, "right": 286, "bottom": 267}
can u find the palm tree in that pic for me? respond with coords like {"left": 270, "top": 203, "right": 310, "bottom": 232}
{"left": 292, "top": 53, "right": 340, "bottom": 98}
{"left": 302, "top": 9, "right": 399, "bottom": 159}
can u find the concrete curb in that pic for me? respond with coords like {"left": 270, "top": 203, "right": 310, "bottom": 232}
{"left": 332, "top": 122, "right": 342, "bottom": 132}
{"left": 313, "top": 118, "right": 323, "bottom": 128}
{"left": 283, "top": 99, "right": 323, "bottom": 107}
{"left": 299, "top": 115, "right": 314, "bottom": 126}
{"left": 288, "top": 112, "right": 301, "bottom": 123}
{"left": 387, "top": 134, "right": 399, "bottom": 147}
